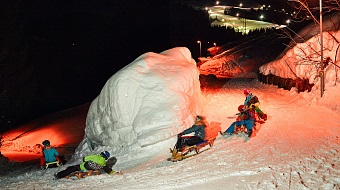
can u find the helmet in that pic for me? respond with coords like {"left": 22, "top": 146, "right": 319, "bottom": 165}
{"left": 100, "top": 151, "right": 110, "bottom": 160}
{"left": 243, "top": 89, "right": 250, "bottom": 95}
{"left": 238, "top": 105, "right": 245, "bottom": 112}
{"left": 42, "top": 140, "right": 50, "bottom": 147}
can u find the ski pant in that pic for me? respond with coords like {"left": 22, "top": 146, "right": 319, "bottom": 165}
{"left": 224, "top": 119, "right": 254, "bottom": 135}
{"left": 55, "top": 165, "right": 81, "bottom": 179}
{"left": 175, "top": 136, "right": 204, "bottom": 150}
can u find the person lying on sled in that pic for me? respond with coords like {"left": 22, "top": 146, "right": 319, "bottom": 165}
{"left": 243, "top": 89, "right": 267, "bottom": 121}
{"left": 54, "top": 151, "right": 117, "bottom": 179}
{"left": 221, "top": 105, "right": 255, "bottom": 137}
{"left": 174, "top": 115, "right": 207, "bottom": 152}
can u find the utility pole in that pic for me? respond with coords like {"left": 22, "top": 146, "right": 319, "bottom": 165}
{"left": 319, "top": 0, "right": 324, "bottom": 97}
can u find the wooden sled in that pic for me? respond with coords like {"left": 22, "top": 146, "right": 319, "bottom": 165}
{"left": 66, "top": 170, "right": 100, "bottom": 180}
{"left": 167, "top": 138, "right": 215, "bottom": 162}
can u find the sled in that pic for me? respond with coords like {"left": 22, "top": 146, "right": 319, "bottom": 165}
{"left": 167, "top": 138, "right": 215, "bottom": 162}
{"left": 44, "top": 161, "right": 62, "bottom": 169}
{"left": 66, "top": 170, "right": 101, "bottom": 180}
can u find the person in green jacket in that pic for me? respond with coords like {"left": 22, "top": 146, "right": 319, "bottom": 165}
{"left": 54, "top": 151, "right": 117, "bottom": 179}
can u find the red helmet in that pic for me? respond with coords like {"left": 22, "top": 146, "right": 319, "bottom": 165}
{"left": 243, "top": 89, "right": 250, "bottom": 95}
{"left": 238, "top": 105, "right": 245, "bottom": 112}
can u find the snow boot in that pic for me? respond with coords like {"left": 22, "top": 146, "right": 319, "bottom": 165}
{"left": 54, "top": 172, "right": 60, "bottom": 180}
{"left": 247, "top": 130, "right": 253, "bottom": 137}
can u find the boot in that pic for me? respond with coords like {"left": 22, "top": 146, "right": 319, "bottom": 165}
{"left": 247, "top": 130, "right": 253, "bottom": 137}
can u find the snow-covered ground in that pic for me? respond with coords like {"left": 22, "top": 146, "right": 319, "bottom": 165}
{"left": 1, "top": 78, "right": 339, "bottom": 190}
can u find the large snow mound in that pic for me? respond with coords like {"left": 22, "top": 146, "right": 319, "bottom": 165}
{"left": 72, "top": 47, "right": 202, "bottom": 165}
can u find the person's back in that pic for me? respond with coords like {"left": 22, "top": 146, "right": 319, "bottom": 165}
{"left": 182, "top": 119, "right": 206, "bottom": 141}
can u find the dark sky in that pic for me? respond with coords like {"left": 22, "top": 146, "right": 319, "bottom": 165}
{"left": 0, "top": 0, "right": 314, "bottom": 130}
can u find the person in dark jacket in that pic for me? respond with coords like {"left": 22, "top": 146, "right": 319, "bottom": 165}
{"left": 40, "top": 140, "right": 61, "bottom": 169}
{"left": 174, "top": 115, "right": 207, "bottom": 151}
{"left": 243, "top": 89, "right": 267, "bottom": 121}
{"left": 54, "top": 151, "right": 117, "bottom": 179}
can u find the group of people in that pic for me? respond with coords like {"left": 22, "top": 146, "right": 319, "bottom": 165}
{"left": 41, "top": 89, "right": 265, "bottom": 178}
{"left": 174, "top": 89, "right": 267, "bottom": 153}
{"left": 221, "top": 89, "right": 267, "bottom": 137}
{"left": 40, "top": 140, "right": 118, "bottom": 180}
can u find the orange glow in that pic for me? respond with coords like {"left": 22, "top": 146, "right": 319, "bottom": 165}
{"left": 1, "top": 104, "right": 88, "bottom": 162}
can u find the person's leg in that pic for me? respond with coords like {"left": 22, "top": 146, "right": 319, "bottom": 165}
{"left": 225, "top": 121, "right": 243, "bottom": 134}
{"left": 185, "top": 136, "right": 204, "bottom": 146}
{"left": 244, "top": 119, "right": 255, "bottom": 137}
{"left": 55, "top": 165, "right": 81, "bottom": 179}
{"left": 255, "top": 107, "right": 267, "bottom": 120}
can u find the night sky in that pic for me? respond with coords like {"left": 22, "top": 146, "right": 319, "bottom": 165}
{"left": 0, "top": 0, "right": 316, "bottom": 130}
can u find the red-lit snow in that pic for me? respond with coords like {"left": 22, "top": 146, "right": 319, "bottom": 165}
{"left": 1, "top": 78, "right": 339, "bottom": 189}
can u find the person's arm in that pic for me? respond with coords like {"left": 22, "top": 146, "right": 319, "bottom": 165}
{"left": 53, "top": 148, "right": 59, "bottom": 156}
{"left": 103, "top": 165, "right": 114, "bottom": 174}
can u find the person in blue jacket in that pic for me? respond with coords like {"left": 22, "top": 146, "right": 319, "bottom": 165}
{"left": 174, "top": 115, "right": 207, "bottom": 151}
{"left": 221, "top": 105, "right": 255, "bottom": 137}
{"left": 39, "top": 140, "right": 61, "bottom": 168}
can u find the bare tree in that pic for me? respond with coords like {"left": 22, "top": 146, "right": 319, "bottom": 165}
{"left": 274, "top": 0, "right": 340, "bottom": 88}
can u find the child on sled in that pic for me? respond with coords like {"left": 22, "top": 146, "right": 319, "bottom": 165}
{"left": 221, "top": 105, "right": 255, "bottom": 137}
{"left": 173, "top": 115, "right": 207, "bottom": 154}
{"left": 243, "top": 89, "right": 267, "bottom": 121}
{"left": 54, "top": 151, "right": 118, "bottom": 179}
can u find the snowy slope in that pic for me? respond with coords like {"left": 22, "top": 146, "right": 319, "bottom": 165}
{"left": 1, "top": 78, "right": 339, "bottom": 190}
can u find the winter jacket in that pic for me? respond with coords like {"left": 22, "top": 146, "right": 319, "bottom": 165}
{"left": 42, "top": 147, "right": 59, "bottom": 163}
{"left": 182, "top": 123, "right": 206, "bottom": 141}
{"left": 244, "top": 93, "right": 259, "bottom": 107}
{"left": 239, "top": 109, "right": 255, "bottom": 120}
{"left": 80, "top": 155, "right": 113, "bottom": 174}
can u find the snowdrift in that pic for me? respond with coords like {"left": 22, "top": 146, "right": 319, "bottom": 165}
{"left": 72, "top": 47, "right": 202, "bottom": 164}
{"left": 259, "top": 12, "right": 340, "bottom": 89}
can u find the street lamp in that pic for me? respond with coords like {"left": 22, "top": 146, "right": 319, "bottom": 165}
{"left": 197, "top": 40, "right": 201, "bottom": 57}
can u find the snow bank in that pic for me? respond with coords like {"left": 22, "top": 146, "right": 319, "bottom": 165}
{"left": 259, "top": 31, "right": 340, "bottom": 88}
{"left": 72, "top": 47, "right": 201, "bottom": 164}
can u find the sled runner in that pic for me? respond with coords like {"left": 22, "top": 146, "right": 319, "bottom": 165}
{"left": 167, "top": 138, "right": 215, "bottom": 162}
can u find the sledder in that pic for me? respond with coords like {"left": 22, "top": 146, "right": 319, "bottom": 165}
{"left": 243, "top": 89, "right": 267, "bottom": 121}
{"left": 168, "top": 116, "right": 215, "bottom": 162}
{"left": 54, "top": 151, "right": 121, "bottom": 180}
{"left": 221, "top": 105, "right": 259, "bottom": 138}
